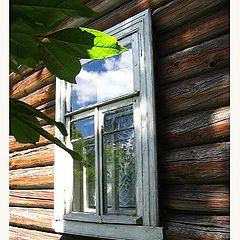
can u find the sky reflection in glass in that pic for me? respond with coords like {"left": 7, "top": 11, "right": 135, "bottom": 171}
{"left": 72, "top": 45, "right": 133, "bottom": 111}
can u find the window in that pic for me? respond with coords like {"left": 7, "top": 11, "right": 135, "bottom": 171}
{"left": 54, "top": 9, "right": 163, "bottom": 240}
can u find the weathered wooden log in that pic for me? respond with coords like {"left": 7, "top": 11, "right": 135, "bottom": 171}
{"left": 157, "top": 34, "right": 229, "bottom": 85}
{"left": 9, "top": 144, "right": 54, "bottom": 170}
{"left": 20, "top": 82, "right": 55, "bottom": 108}
{"left": 87, "top": 0, "right": 172, "bottom": 31}
{"left": 9, "top": 226, "right": 61, "bottom": 240}
{"left": 37, "top": 99, "right": 55, "bottom": 111}
{"left": 10, "top": 207, "right": 54, "bottom": 232}
{"left": 9, "top": 125, "right": 55, "bottom": 153}
{"left": 38, "top": 106, "right": 55, "bottom": 126}
{"left": 164, "top": 184, "right": 229, "bottom": 213}
{"left": 49, "top": 0, "right": 133, "bottom": 33}
{"left": 159, "top": 68, "right": 229, "bottom": 116}
{"left": 158, "top": 8, "right": 229, "bottom": 57}
{"left": 11, "top": 67, "right": 55, "bottom": 99}
{"left": 9, "top": 166, "right": 54, "bottom": 189}
{"left": 153, "top": 0, "right": 228, "bottom": 33}
{"left": 160, "top": 142, "right": 229, "bottom": 184}
{"left": 9, "top": 190, "right": 54, "bottom": 209}
{"left": 10, "top": 63, "right": 44, "bottom": 87}
{"left": 162, "top": 106, "right": 229, "bottom": 148}
{"left": 164, "top": 214, "right": 229, "bottom": 240}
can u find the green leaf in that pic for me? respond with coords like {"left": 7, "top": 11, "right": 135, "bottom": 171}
{"left": 10, "top": 57, "right": 21, "bottom": 74}
{"left": 47, "top": 27, "right": 127, "bottom": 60}
{"left": 10, "top": 32, "right": 40, "bottom": 67}
{"left": 11, "top": 0, "right": 96, "bottom": 31}
{"left": 39, "top": 40, "right": 81, "bottom": 83}
{"left": 19, "top": 116, "right": 82, "bottom": 161}
{"left": 10, "top": 113, "right": 40, "bottom": 144}
{"left": 10, "top": 98, "right": 67, "bottom": 136}
{"left": 10, "top": 98, "right": 82, "bottom": 161}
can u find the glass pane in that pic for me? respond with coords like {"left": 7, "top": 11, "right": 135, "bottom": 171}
{"left": 71, "top": 117, "right": 94, "bottom": 140}
{"left": 103, "top": 106, "right": 136, "bottom": 215}
{"left": 72, "top": 44, "right": 133, "bottom": 111}
{"left": 72, "top": 118, "right": 96, "bottom": 213}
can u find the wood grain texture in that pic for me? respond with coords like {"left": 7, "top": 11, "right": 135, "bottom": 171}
{"left": 9, "top": 226, "right": 61, "bottom": 240}
{"left": 9, "top": 144, "right": 54, "bottom": 170}
{"left": 160, "top": 142, "right": 229, "bottom": 184}
{"left": 164, "top": 184, "right": 229, "bottom": 213}
{"left": 87, "top": 0, "right": 173, "bottom": 31}
{"left": 9, "top": 166, "right": 54, "bottom": 189}
{"left": 9, "top": 125, "right": 55, "bottom": 153}
{"left": 11, "top": 68, "right": 55, "bottom": 99}
{"left": 20, "top": 82, "right": 55, "bottom": 108}
{"left": 9, "top": 190, "right": 54, "bottom": 209}
{"left": 164, "top": 214, "right": 229, "bottom": 240}
{"left": 38, "top": 106, "right": 55, "bottom": 126}
{"left": 159, "top": 68, "right": 229, "bottom": 116}
{"left": 157, "top": 34, "right": 229, "bottom": 85}
{"left": 10, "top": 207, "right": 54, "bottom": 232}
{"left": 158, "top": 8, "right": 229, "bottom": 57}
{"left": 10, "top": 64, "right": 44, "bottom": 87}
{"left": 162, "top": 106, "right": 229, "bottom": 148}
{"left": 153, "top": 0, "right": 228, "bottom": 32}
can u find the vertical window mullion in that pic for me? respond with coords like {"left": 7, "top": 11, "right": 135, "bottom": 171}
{"left": 98, "top": 108, "right": 105, "bottom": 215}
{"left": 94, "top": 107, "right": 101, "bottom": 216}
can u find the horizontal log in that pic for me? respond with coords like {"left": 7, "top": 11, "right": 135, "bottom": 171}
{"left": 164, "top": 184, "right": 229, "bottom": 213}
{"left": 9, "top": 144, "right": 55, "bottom": 170}
{"left": 159, "top": 68, "right": 229, "bottom": 116}
{"left": 162, "top": 106, "right": 229, "bottom": 148}
{"left": 158, "top": 34, "right": 229, "bottom": 85}
{"left": 38, "top": 105, "right": 55, "bottom": 126}
{"left": 11, "top": 67, "right": 55, "bottom": 99}
{"left": 9, "top": 226, "right": 61, "bottom": 240}
{"left": 158, "top": 8, "right": 229, "bottom": 57}
{"left": 164, "top": 214, "right": 229, "bottom": 240}
{"left": 10, "top": 207, "right": 54, "bottom": 232}
{"left": 9, "top": 125, "right": 55, "bottom": 153}
{"left": 153, "top": 0, "right": 228, "bottom": 32}
{"left": 9, "top": 166, "right": 54, "bottom": 189}
{"left": 20, "top": 82, "right": 55, "bottom": 108}
{"left": 10, "top": 63, "right": 44, "bottom": 87}
{"left": 37, "top": 99, "right": 55, "bottom": 111}
{"left": 9, "top": 190, "right": 54, "bottom": 209}
{"left": 50, "top": 0, "right": 133, "bottom": 33}
{"left": 160, "top": 142, "right": 229, "bottom": 184}
{"left": 87, "top": 0, "right": 172, "bottom": 31}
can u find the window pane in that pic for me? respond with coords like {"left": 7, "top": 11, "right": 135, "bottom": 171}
{"left": 71, "top": 117, "right": 94, "bottom": 140}
{"left": 103, "top": 106, "right": 136, "bottom": 215}
{"left": 72, "top": 45, "right": 133, "bottom": 111}
{"left": 72, "top": 118, "right": 96, "bottom": 213}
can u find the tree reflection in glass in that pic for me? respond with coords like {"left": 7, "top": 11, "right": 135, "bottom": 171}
{"left": 103, "top": 105, "right": 136, "bottom": 215}
{"left": 71, "top": 117, "right": 96, "bottom": 213}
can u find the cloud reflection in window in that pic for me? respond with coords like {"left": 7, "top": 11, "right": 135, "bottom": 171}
{"left": 72, "top": 45, "right": 133, "bottom": 111}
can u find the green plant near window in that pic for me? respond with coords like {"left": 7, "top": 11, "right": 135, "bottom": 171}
{"left": 10, "top": 0, "right": 127, "bottom": 160}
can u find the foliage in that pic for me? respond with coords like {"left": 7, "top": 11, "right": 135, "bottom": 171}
{"left": 10, "top": 0, "right": 126, "bottom": 160}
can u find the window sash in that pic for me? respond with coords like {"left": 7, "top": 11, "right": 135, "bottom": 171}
{"left": 66, "top": 96, "right": 141, "bottom": 221}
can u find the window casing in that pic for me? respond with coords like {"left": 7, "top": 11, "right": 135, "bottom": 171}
{"left": 54, "top": 9, "right": 163, "bottom": 240}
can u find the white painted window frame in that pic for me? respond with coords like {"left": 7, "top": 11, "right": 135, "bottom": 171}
{"left": 54, "top": 9, "right": 163, "bottom": 240}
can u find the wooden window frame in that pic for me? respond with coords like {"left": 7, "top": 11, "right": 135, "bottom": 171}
{"left": 54, "top": 9, "right": 163, "bottom": 240}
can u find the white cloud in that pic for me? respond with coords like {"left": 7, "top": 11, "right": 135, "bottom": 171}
{"left": 73, "top": 49, "right": 133, "bottom": 108}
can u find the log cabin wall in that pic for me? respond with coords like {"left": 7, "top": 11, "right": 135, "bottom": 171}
{"left": 9, "top": 0, "right": 229, "bottom": 239}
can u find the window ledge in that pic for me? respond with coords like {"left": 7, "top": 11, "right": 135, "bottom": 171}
{"left": 53, "top": 219, "right": 163, "bottom": 240}
{"left": 64, "top": 212, "right": 143, "bottom": 225}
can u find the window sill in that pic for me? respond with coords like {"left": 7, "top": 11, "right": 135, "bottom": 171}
{"left": 53, "top": 219, "right": 163, "bottom": 240}
{"left": 64, "top": 212, "right": 143, "bottom": 225}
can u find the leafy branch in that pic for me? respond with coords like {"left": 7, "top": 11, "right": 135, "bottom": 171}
{"left": 10, "top": 0, "right": 126, "bottom": 161}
